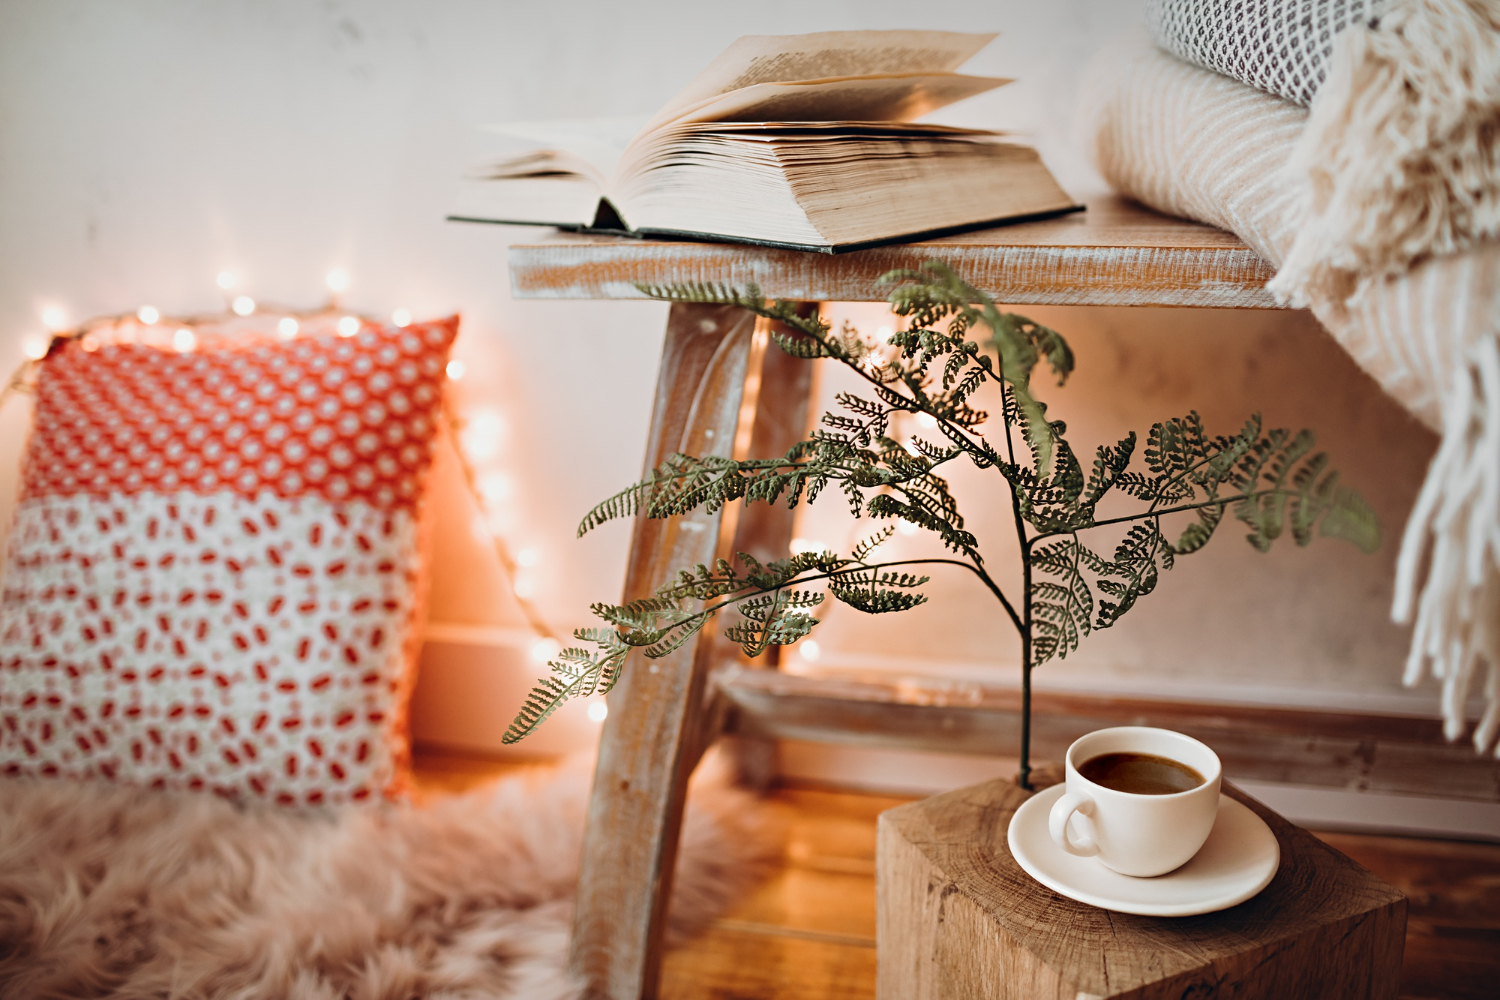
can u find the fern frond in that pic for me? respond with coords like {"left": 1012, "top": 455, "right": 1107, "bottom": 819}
{"left": 850, "top": 525, "right": 896, "bottom": 562}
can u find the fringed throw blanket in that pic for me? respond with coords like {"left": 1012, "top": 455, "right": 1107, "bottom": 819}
{"left": 1086, "top": 0, "right": 1500, "bottom": 753}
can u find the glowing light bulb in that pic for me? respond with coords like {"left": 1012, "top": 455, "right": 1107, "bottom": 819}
{"left": 513, "top": 572, "right": 537, "bottom": 599}
{"left": 461, "top": 410, "right": 508, "bottom": 461}
{"left": 800, "top": 639, "right": 822, "bottom": 662}
{"left": 172, "top": 328, "right": 196, "bottom": 352}
{"left": 478, "top": 472, "right": 513, "bottom": 504}
{"left": 898, "top": 520, "right": 919, "bottom": 536}
{"left": 22, "top": 335, "right": 49, "bottom": 360}
{"left": 41, "top": 307, "right": 67, "bottom": 331}
{"left": 216, "top": 271, "right": 236, "bottom": 291}
{"left": 529, "top": 637, "right": 562, "bottom": 664}
{"left": 587, "top": 700, "right": 609, "bottom": 723}
{"left": 231, "top": 296, "right": 255, "bottom": 316}
{"left": 446, "top": 359, "right": 466, "bottom": 380}
{"left": 80, "top": 335, "right": 100, "bottom": 353}
{"left": 337, "top": 315, "right": 360, "bottom": 337}
{"left": 916, "top": 412, "right": 938, "bottom": 429}
{"left": 277, "top": 317, "right": 299, "bottom": 339}
{"left": 325, "top": 269, "right": 350, "bottom": 294}
{"left": 874, "top": 325, "right": 894, "bottom": 344}
{"left": 391, "top": 309, "right": 411, "bottom": 328}
{"left": 515, "top": 546, "right": 541, "bottom": 568}
{"left": 136, "top": 305, "right": 160, "bottom": 325}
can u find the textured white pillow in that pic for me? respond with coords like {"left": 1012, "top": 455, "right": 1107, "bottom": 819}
{"left": 0, "top": 315, "right": 458, "bottom": 805}
{"left": 1148, "top": 0, "right": 1387, "bottom": 106}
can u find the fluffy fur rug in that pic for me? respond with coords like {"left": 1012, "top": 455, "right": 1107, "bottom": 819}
{"left": 0, "top": 754, "right": 776, "bottom": 999}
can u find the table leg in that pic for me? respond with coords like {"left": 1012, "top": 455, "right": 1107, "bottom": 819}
{"left": 714, "top": 312, "right": 817, "bottom": 787}
{"left": 568, "top": 302, "right": 760, "bottom": 999}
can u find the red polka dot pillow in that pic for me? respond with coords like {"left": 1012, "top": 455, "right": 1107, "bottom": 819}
{"left": 0, "top": 313, "right": 458, "bottom": 805}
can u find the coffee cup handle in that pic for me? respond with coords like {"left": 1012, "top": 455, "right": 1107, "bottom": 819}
{"left": 1048, "top": 791, "right": 1100, "bottom": 857}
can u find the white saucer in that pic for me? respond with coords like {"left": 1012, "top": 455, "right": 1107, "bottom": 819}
{"left": 1007, "top": 784, "right": 1280, "bottom": 917}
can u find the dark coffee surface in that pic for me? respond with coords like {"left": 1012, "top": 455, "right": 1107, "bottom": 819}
{"left": 1078, "top": 751, "right": 1205, "bottom": 795}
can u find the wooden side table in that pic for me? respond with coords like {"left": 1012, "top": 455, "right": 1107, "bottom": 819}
{"left": 879, "top": 774, "right": 1406, "bottom": 999}
{"left": 507, "top": 197, "right": 1288, "bottom": 999}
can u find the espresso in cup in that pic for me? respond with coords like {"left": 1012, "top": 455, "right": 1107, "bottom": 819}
{"left": 1048, "top": 727, "right": 1222, "bottom": 877}
{"left": 1077, "top": 751, "right": 1206, "bottom": 795}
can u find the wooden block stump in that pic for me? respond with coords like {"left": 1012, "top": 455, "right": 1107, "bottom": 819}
{"left": 878, "top": 777, "right": 1407, "bottom": 999}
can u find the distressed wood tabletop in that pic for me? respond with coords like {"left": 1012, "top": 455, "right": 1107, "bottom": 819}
{"left": 505, "top": 196, "right": 1281, "bottom": 308}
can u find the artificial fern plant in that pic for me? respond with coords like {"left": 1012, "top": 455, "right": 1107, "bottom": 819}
{"left": 504, "top": 262, "right": 1380, "bottom": 789}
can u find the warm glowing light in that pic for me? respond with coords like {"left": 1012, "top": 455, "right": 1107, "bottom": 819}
{"left": 136, "top": 305, "right": 160, "bottom": 325}
{"left": 216, "top": 271, "right": 236, "bottom": 291}
{"left": 337, "top": 315, "right": 360, "bottom": 337}
{"left": 902, "top": 437, "right": 922, "bottom": 456}
{"left": 446, "top": 359, "right": 466, "bottom": 380}
{"left": 916, "top": 412, "right": 938, "bottom": 429}
{"left": 325, "top": 269, "right": 350, "bottom": 294}
{"left": 587, "top": 700, "right": 609, "bottom": 723}
{"left": 478, "top": 472, "right": 513, "bottom": 503}
{"left": 800, "top": 639, "right": 822, "bottom": 662}
{"left": 22, "top": 336, "right": 49, "bottom": 360}
{"left": 874, "top": 325, "right": 894, "bottom": 344}
{"left": 513, "top": 573, "right": 537, "bottom": 599}
{"left": 172, "top": 328, "right": 196, "bottom": 353}
{"left": 460, "top": 410, "right": 508, "bottom": 461}
{"left": 41, "top": 307, "right": 67, "bottom": 331}
{"left": 898, "top": 520, "right": 920, "bottom": 536}
{"left": 391, "top": 309, "right": 412, "bottom": 328}
{"left": 231, "top": 296, "right": 255, "bottom": 316}
{"left": 515, "top": 546, "right": 541, "bottom": 568}
{"left": 529, "top": 637, "right": 562, "bottom": 664}
{"left": 277, "top": 317, "right": 299, "bottom": 339}
{"left": 80, "top": 335, "right": 100, "bottom": 353}
{"left": 790, "top": 537, "right": 824, "bottom": 554}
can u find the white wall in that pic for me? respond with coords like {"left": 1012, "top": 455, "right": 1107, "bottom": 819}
{"left": 0, "top": 0, "right": 1444, "bottom": 755}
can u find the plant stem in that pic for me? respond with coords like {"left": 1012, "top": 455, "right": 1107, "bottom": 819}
{"left": 1026, "top": 489, "right": 1288, "bottom": 549}
{"left": 994, "top": 391, "right": 1036, "bottom": 790}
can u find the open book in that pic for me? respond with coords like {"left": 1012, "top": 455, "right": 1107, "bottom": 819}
{"left": 450, "top": 31, "right": 1080, "bottom": 253}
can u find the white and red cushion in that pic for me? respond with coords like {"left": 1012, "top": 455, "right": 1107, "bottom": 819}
{"left": 0, "top": 315, "right": 458, "bottom": 805}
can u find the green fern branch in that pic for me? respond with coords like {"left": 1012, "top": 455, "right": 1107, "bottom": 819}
{"left": 509, "top": 265, "right": 1380, "bottom": 792}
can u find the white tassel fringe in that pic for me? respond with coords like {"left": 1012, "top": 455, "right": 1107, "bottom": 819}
{"left": 1269, "top": 0, "right": 1500, "bottom": 308}
{"left": 1393, "top": 337, "right": 1500, "bottom": 754}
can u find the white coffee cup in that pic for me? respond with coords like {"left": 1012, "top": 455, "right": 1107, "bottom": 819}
{"left": 1047, "top": 726, "right": 1222, "bottom": 878}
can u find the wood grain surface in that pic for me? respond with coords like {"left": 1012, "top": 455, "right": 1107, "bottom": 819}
{"left": 507, "top": 197, "right": 1281, "bottom": 308}
{"left": 718, "top": 667, "right": 1500, "bottom": 804}
{"left": 410, "top": 749, "right": 1500, "bottom": 1000}
{"left": 568, "top": 302, "right": 759, "bottom": 1000}
{"left": 710, "top": 312, "right": 818, "bottom": 787}
{"left": 877, "top": 776, "right": 1408, "bottom": 999}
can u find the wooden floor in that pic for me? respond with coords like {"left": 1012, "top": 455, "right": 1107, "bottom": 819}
{"left": 411, "top": 751, "right": 1500, "bottom": 1000}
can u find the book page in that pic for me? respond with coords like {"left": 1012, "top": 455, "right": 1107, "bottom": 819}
{"left": 477, "top": 116, "right": 649, "bottom": 185}
{"left": 667, "top": 72, "right": 1010, "bottom": 126}
{"left": 655, "top": 30, "right": 996, "bottom": 124}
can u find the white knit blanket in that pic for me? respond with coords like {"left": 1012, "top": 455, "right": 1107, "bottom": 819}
{"left": 1085, "top": 0, "right": 1500, "bottom": 753}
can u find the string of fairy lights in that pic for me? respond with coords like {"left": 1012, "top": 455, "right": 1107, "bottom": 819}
{"left": 10, "top": 270, "right": 603, "bottom": 719}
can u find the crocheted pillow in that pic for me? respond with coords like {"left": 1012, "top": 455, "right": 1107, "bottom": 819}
{"left": 1148, "top": 0, "right": 1386, "bottom": 106}
{"left": 0, "top": 313, "right": 457, "bottom": 805}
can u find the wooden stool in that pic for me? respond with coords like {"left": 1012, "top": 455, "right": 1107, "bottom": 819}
{"left": 878, "top": 775, "right": 1407, "bottom": 999}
